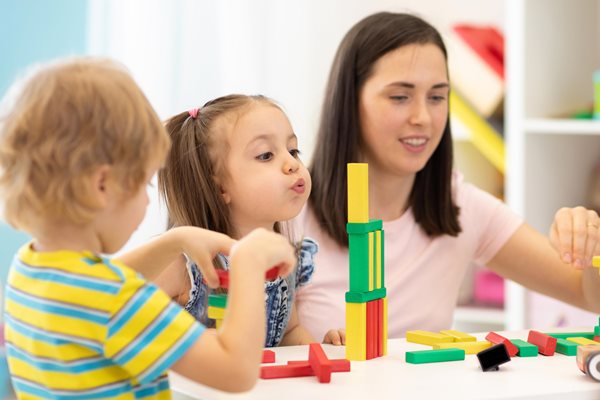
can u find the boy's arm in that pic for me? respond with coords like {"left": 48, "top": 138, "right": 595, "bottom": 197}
{"left": 277, "top": 304, "right": 316, "bottom": 346}
{"left": 171, "top": 229, "right": 296, "bottom": 392}
{"left": 118, "top": 227, "right": 234, "bottom": 284}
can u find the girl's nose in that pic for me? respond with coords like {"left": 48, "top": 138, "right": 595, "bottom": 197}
{"left": 409, "top": 98, "right": 431, "bottom": 125}
{"left": 284, "top": 154, "right": 300, "bottom": 174}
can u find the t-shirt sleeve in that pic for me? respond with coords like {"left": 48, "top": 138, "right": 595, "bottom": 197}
{"left": 295, "top": 237, "right": 319, "bottom": 288}
{"left": 458, "top": 179, "right": 524, "bottom": 265}
{"left": 103, "top": 274, "right": 205, "bottom": 385}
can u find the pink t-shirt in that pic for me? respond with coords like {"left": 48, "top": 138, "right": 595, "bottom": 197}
{"left": 295, "top": 173, "right": 523, "bottom": 340}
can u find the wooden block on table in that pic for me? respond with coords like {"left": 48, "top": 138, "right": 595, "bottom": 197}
{"left": 527, "top": 330, "right": 557, "bottom": 356}
{"left": 440, "top": 330, "right": 476, "bottom": 342}
{"left": 477, "top": 343, "right": 511, "bottom": 371}
{"left": 567, "top": 337, "right": 600, "bottom": 346}
{"left": 510, "top": 339, "right": 538, "bottom": 357}
{"left": 555, "top": 338, "right": 579, "bottom": 356}
{"left": 406, "top": 348, "right": 466, "bottom": 364}
{"left": 485, "top": 331, "right": 518, "bottom": 357}
{"left": 546, "top": 331, "right": 595, "bottom": 340}
{"left": 262, "top": 349, "right": 276, "bottom": 363}
{"left": 406, "top": 330, "right": 454, "bottom": 346}
{"left": 433, "top": 341, "right": 492, "bottom": 354}
{"left": 309, "top": 343, "right": 333, "bottom": 383}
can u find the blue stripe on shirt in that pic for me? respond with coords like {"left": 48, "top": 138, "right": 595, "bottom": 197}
{"left": 6, "top": 345, "right": 113, "bottom": 374}
{"left": 107, "top": 284, "right": 158, "bottom": 338}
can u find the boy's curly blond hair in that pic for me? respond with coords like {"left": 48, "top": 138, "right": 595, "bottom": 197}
{"left": 0, "top": 57, "right": 170, "bottom": 233}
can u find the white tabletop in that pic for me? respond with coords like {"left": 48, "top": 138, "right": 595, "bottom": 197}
{"left": 170, "top": 329, "right": 600, "bottom": 400}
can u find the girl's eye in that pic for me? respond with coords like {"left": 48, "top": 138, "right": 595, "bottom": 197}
{"left": 256, "top": 152, "right": 273, "bottom": 161}
{"left": 289, "top": 149, "right": 301, "bottom": 158}
{"left": 389, "top": 95, "right": 408, "bottom": 102}
{"left": 430, "top": 95, "right": 447, "bottom": 103}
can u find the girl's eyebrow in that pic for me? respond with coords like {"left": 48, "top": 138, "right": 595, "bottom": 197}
{"left": 247, "top": 133, "right": 297, "bottom": 147}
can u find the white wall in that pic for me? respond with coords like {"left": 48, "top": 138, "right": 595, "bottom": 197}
{"left": 86, "top": 0, "right": 504, "bottom": 251}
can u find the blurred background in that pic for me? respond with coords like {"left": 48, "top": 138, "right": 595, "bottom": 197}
{"left": 1, "top": 0, "right": 599, "bottom": 338}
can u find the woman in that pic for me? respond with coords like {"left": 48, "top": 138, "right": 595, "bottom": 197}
{"left": 297, "top": 12, "right": 600, "bottom": 341}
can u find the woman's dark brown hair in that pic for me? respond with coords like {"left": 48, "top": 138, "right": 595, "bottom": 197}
{"left": 309, "top": 12, "right": 461, "bottom": 247}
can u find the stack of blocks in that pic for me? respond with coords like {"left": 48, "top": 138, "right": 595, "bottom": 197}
{"left": 207, "top": 294, "right": 227, "bottom": 329}
{"left": 345, "top": 163, "right": 388, "bottom": 360}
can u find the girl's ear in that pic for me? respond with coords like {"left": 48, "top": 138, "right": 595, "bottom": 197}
{"left": 213, "top": 175, "right": 231, "bottom": 204}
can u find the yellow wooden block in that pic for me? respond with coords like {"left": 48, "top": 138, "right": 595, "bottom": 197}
{"left": 347, "top": 163, "right": 369, "bottom": 223}
{"left": 375, "top": 230, "right": 382, "bottom": 289}
{"left": 382, "top": 297, "right": 388, "bottom": 355}
{"left": 440, "top": 330, "right": 477, "bottom": 342}
{"left": 568, "top": 337, "right": 600, "bottom": 346}
{"left": 346, "top": 302, "right": 367, "bottom": 360}
{"left": 368, "top": 232, "right": 374, "bottom": 291}
{"left": 433, "top": 341, "right": 492, "bottom": 354}
{"left": 215, "top": 319, "right": 222, "bottom": 329}
{"left": 593, "top": 256, "right": 600, "bottom": 269}
{"left": 207, "top": 306, "right": 225, "bottom": 319}
{"left": 406, "top": 330, "right": 454, "bottom": 346}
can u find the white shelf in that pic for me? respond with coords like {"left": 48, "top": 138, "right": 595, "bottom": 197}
{"left": 525, "top": 118, "right": 600, "bottom": 135}
{"left": 454, "top": 306, "right": 505, "bottom": 325}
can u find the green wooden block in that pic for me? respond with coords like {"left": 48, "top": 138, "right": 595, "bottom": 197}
{"left": 546, "top": 332, "right": 594, "bottom": 340}
{"left": 555, "top": 338, "right": 579, "bottom": 356}
{"left": 405, "top": 348, "right": 465, "bottom": 364}
{"left": 208, "top": 294, "right": 227, "bottom": 308}
{"left": 595, "top": 325, "right": 600, "bottom": 336}
{"left": 349, "top": 233, "right": 370, "bottom": 292}
{"left": 510, "top": 339, "right": 538, "bottom": 357}
{"left": 378, "top": 229, "right": 385, "bottom": 288}
{"left": 345, "top": 287, "right": 387, "bottom": 303}
{"left": 346, "top": 220, "right": 383, "bottom": 234}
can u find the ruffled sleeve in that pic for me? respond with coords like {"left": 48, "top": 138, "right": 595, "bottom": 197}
{"left": 295, "top": 237, "right": 318, "bottom": 288}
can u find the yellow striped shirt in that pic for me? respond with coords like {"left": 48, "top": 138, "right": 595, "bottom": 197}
{"left": 4, "top": 243, "right": 204, "bottom": 399}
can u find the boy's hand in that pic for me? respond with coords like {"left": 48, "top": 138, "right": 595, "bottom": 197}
{"left": 323, "top": 329, "right": 345, "bottom": 345}
{"left": 173, "top": 227, "right": 236, "bottom": 288}
{"left": 550, "top": 207, "right": 600, "bottom": 269}
{"left": 231, "top": 228, "right": 296, "bottom": 278}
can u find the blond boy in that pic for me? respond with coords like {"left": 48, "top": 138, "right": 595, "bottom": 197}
{"left": 0, "top": 57, "right": 295, "bottom": 398}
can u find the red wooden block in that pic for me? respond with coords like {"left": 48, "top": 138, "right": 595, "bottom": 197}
{"left": 366, "top": 301, "right": 376, "bottom": 360}
{"left": 265, "top": 266, "right": 280, "bottom": 281}
{"left": 204, "top": 266, "right": 281, "bottom": 288}
{"left": 260, "top": 364, "right": 313, "bottom": 379}
{"left": 485, "top": 331, "right": 518, "bottom": 357}
{"left": 262, "top": 349, "right": 275, "bottom": 363}
{"left": 309, "top": 343, "right": 333, "bottom": 383}
{"left": 377, "top": 298, "right": 384, "bottom": 357}
{"left": 527, "top": 330, "right": 557, "bottom": 356}
{"left": 288, "top": 359, "right": 351, "bottom": 372}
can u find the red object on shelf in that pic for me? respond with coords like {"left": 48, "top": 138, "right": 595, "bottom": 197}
{"left": 453, "top": 25, "right": 504, "bottom": 79}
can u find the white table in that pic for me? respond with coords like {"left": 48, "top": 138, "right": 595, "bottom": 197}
{"left": 171, "top": 329, "right": 600, "bottom": 400}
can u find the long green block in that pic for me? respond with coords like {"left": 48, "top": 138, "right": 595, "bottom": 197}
{"left": 346, "top": 220, "right": 383, "bottom": 234}
{"left": 546, "top": 332, "right": 594, "bottom": 340}
{"left": 405, "top": 348, "right": 465, "bottom": 364}
{"left": 595, "top": 325, "right": 600, "bottom": 336}
{"left": 510, "top": 339, "right": 538, "bottom": 357}
{"left": 345, "top": 287, "right": 387, "bottom": 303}
{"left": 555, "top": 338, "right": 579, "bottom": 356}
{"left": 349, "top": 233, "right": 370, "bottom": 292}
{"left": 208, "top": 294, "right": 227, "bottom": 308}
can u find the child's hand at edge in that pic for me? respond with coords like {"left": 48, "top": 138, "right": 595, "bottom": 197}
{"left": 173, "top": 226, "right": 236, "bottom": 288}
{"left": 323, "top": 329, "right": 345, "bottom": 345}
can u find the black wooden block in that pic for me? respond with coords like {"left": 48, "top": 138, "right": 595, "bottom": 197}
{"left": 477, "top": 343, "right": 511, "bottom": 371}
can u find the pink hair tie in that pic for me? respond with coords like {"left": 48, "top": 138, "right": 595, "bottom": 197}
{"left": 188, "top": 108, "right": 200, "bottom": 119}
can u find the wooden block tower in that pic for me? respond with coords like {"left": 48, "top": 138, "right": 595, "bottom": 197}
{"left": 345, "top": 163, "right": 387, "bottom": 360}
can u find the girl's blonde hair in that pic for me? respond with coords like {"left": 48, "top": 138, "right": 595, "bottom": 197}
{"left": 159, "top": 94, "right": 285, "bottom": 237}
{"left": 0, "top": 57, "right": 170, "bottom": 232}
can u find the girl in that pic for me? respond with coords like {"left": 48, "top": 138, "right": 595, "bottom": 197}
{"left": 296, "top": 12, "right": 600, "bottom": 341}
{"left": 156, "top": 94, "right": 328, "bottom": 346}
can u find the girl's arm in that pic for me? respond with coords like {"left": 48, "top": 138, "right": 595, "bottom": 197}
{"left": 170, "top": 229, "right": 296, "bottom": 392}
{"left": 118, "top": 226, "right": 233, "bottom": 284}
{"left": 278, "top": 303, "right": 316, "bottom": 346}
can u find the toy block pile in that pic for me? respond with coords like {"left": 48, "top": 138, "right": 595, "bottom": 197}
{"left": 206, "top": 267, "right": 280, "bottom": 328}
{"left": 404, "top": 328, "right": 600, "bottom": 371}
{"left": 260, "top": 343, "right": 351, "bottom": 383}
{"left": 345, "top": 163, "right": 387, "bottom": 361}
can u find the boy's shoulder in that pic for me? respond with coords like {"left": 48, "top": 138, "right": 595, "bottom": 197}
{"left": 16, "top": 243, "right": 137, "bottom": 285}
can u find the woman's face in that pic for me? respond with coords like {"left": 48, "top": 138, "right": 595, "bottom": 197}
{"left": 358, "top": 43, "right": 449, "bottom": 178}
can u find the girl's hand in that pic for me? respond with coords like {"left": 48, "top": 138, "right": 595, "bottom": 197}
{"left": 231, "top": 228, "right": 296, "bottom": 278}
{"left": 323, "top": 329, "right": 345, "bottom": 346}
{"left": 173, "top": 226, "right": 237, "bottom": 288}
{"left": 550, "top": 206, "right": 600, "bottom": 269}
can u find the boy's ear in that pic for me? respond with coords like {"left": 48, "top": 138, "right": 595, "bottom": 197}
{"left": 91, "top": 165, "right": 113, "bottom": 207}
{"left": 213, "top": 175, "right": 231, "bottom": 204}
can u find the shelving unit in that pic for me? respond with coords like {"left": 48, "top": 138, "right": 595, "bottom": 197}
{"left": 505, "top": 0, "right": 600, "bottom": 329}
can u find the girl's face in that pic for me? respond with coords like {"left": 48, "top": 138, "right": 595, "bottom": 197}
{"left": 219, "top": 103, "right": 311, "bottom": 236}
{"left": 358, "top": 43, "right": 449, "bottom": 178}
